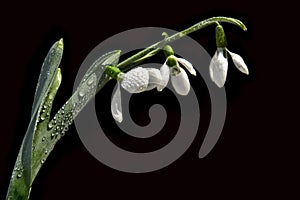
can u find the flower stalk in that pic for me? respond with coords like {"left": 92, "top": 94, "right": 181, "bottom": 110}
{"left": 116, "top": 16, "right": 246, "bottom": 72}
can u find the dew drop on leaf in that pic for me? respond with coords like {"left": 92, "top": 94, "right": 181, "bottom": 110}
{"left": 79, "top": 89, "right": 86, "bottom": 97}
{"left": 87, "top": 74, "right": 96, "bottom": 85}
{"left": 40, "top": 115, "right": 46, "bottom": 121}
{"left": 48, "top": 122, "right": 53, "bottom": 129}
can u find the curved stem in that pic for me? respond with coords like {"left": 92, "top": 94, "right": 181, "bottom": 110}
{"left": 117, "top": 16, "right": 246, "bottom": 71}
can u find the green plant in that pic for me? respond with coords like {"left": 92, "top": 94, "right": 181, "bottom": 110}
{"left": 6, "top": 16, "right": 248, "bottom": 200}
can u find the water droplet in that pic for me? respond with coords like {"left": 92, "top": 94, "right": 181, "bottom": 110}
{"left": 79, "top": 89, "right": 86, "bottom": 97}
{"left": 87, "top": 75, "right": 96, "bottom": 85}
{"left": 40, "top": 159, "right": 45, "bottom": 164}
{"left": 48, "top": 123, "right": 53, "bottom": 129}
{"left": 42, "top": 137, "right": 46, "bottom": 142}
{"left": 43, "top": 105, "right": 48, "bottom": 109}
{"left": 40, "top": 115, "right": 46, "bottom": 121}
{"left": 44, "top": 150, "right": 48, "bottom": 155}
{"left": 64, "top": 126, "right": 69, "bottom": 132}
{"left": 51, "top": 133, "right": 55, "bottom": 138}
{"left": 17, "top": 173, "right": 22, "bottom": 178}
{"left": 54, "top": 116, "right": 57, "bottom": 120}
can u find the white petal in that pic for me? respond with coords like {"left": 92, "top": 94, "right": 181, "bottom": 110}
{"left": 209, "top": 51, "right": 217, "bottom": 82}
{"left": 111, "top": 82, "right": 123, "bottom": 123}
{"left": 157, "top": 62, "right": 170, "bottom": 91}
{"left": 121, "top": 67, "right": 149, "bottom": 93}
{"left": 227, "top": 49, "right": 249, "bottom": 75}
{"left": 176, "top": 57, "right": 197, "bottom": 76}
{"left": 145, "top": 68, "right": 162, "bottom": 91}
{"left": 209, "top": 49, "right": 228, "bottom": 88}
{"left": 171, "top": 67, "right": 190, "bottom": 96}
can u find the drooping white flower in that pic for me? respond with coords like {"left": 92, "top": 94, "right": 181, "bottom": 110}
{"left": 111, "top": 67, "right": 162, "bottom": 122}
{"left": 111, "top": 56, "right": 197, "bottom": 122}
{"left": 209, "top": 48, "right": 249, "bottom": 88}
{"left": 158, "top": 55, "right": 196, "bottom": 94}
{"left": 209, "top": 48, "right": 228, "bottom": 88}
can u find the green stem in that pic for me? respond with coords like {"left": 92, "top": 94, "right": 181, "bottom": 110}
{"left": 117, "top": 16, "right": 246, "bottom": 71}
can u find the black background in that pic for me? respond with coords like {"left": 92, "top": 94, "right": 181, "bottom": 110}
{"left": 0, "top": 0, "right": 298, "bottom": 199}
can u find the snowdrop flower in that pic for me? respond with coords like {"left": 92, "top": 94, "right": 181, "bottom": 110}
{"left": 209, "top": 48, "right": 228, "bottom": 88}
{"left": 111, "top": 56, "right": 197, "bottom": 122}
{"left": 111, "top": 67, "right": 162, "bottom": 123}
{"left": 158, "top": 55, "right": 196, "bottom": 95}
{"left": 209, "top": 48, "right": 249, "bottom": 88}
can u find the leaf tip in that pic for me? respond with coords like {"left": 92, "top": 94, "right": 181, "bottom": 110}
{"left": 58, "top": 38, "right": 64, "bottom": 50}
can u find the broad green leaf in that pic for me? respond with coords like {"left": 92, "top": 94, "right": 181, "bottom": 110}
{"left": 6, "top": 39, "right": 63, "bottom": 200}
{"left": 31, "top": 39, "right": 63, "bottom": 117}
{"left": 7, "top": 42, "right": 121, "bottom": 200}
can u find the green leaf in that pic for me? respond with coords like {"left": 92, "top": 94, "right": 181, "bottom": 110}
{"left": 30, "top": 69, "right": 62, "bottom": 181}
{"left": 6, "top": 39, "right": 63, "bottom": 200}
{"left": 6, "top": 38, "right": 121, "bottom": 199}
{"left": 31, "top": 39, "right": 63, "bottom": 117}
